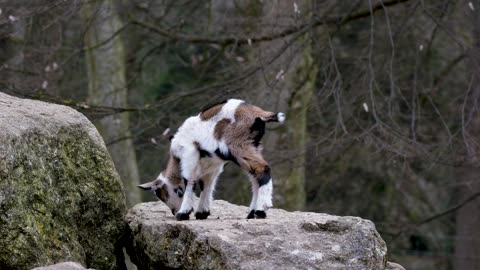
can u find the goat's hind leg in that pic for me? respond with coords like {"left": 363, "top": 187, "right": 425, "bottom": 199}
{"left": 246, "top": 174, "right": 259, "bottom": 219}
{"left": 252, "top": 164, "right": 273, "bottom": 219}
{"left": 232, "top": 146, "right": 273, "bottom": 219}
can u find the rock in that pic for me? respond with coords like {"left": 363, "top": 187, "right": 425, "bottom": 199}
{"left": 0, "top": 93, "right": 126, "bottom": 269}
{"left": 32, "top": 262, "right": 92, "bottom": 270}
{"left": 126, "top": 200, "right": 400, "bottom": 270}
{"left": 386, "top": 262, "right": 406, "bottom": 270}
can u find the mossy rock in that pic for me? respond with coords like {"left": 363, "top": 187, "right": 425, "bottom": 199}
{"left": 0, "top": 92, "right": 127, "bottom": 270}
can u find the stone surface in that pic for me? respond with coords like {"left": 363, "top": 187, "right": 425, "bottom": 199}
{"left": 126, "top": 200, "right": 395, "bottom": 270}
{"left": 32, "top": 262, "right": 92, "bottom": 270}
{"left": 0, "top": 92, "right": 127, "bottom": 269}
{"left": 386, "top": 262, "right": 406, "bottom": 270}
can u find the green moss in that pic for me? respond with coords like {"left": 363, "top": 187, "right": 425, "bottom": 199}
{"left": 0, "top": 127, "right": 126, "bottom": 269}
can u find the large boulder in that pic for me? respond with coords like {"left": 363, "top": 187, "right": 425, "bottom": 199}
{"left": 0, "top": 92, "right": 127, "bottom": 269}
{"left": 126, "top": 200, "right": 400, "bottom": 270}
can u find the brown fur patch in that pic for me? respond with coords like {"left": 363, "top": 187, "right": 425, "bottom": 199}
{"left": 217, "top": 103, "right": 272, "bottom": 149}
{"left": 164, "top": 154, "right": 182, "bottom": 186}
{"left": 234, "top": 103, "right": 275, "bottom": 123}
{"left": 155, "top": 186, "right": 169, "bottom": 202}
{"left": 229, "top": 144, "right": 269, "bottom": 176}
{"left": 214, "top": 118, "right": 231, "bottom": 139}
{"left": 200, "top": 103, "right": 224, "bottom": 120}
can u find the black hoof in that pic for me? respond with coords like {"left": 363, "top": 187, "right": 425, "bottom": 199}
{"left": 176, "top": 212, "right": 190, "bottom": 221}
{"left": 254, "top": 210, "right": 267, "bottom": 219}
{"left": 195, "top": 211, "right": 210, "bottom": 220}
{"left": 247, "top": 210, "right": 267, "bottom": 219}
{"left": 176, "top": 208, "right": 193, "bottom": 221}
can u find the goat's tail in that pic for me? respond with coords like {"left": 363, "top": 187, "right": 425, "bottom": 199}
{"left": 261, "top": 112, "right": 286, "bottom": 123}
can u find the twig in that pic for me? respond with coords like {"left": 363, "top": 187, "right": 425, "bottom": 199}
{"left": 131, "top": 0, "right": 413, "bottom": 46}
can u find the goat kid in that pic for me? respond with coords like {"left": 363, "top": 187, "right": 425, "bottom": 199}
{"left": 138, "top": 99, "right": 285, "bottom": 221}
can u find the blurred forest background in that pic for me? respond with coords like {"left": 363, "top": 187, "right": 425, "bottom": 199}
{"left": 1, "top": 0, "right": 480, "bottom": 269}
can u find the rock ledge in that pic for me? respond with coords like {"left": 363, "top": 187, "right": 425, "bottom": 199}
{"left": 126, "top": 200, "right": 399, "bottom": 270}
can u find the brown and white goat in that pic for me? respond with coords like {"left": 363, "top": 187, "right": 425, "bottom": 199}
{"left": 138, "top": 99, "right": 285, "bottom": 220}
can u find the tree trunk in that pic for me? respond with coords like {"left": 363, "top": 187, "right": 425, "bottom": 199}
{"left": 81, "top": 0, "right": 141, "bottom": 207}
{"left": 250, "top": 0, "right": 317, "bottom": 210}
{"left": 455, "top": 1, "right": 480, "bottom": 269}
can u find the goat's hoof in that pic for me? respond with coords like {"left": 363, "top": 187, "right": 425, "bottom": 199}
{"left": 254, "top": 210, "right": 267, "bottom": 219}
{"left": 195, "top": 211, "right": 210, "bottom": 220}
{"left": 176, "top": 212, "right": 190, "bottom": 221}
{"left": 247, "top": 210, "right": 267, "bottom": 219}
{"left": 175, "top": 210, "right": 192, "bottom": 221}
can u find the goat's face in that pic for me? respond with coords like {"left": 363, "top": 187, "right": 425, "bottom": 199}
{"left": 137, "top": 177, "right": 183, "bottom": 215}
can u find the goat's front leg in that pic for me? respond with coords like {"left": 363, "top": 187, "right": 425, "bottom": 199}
{"left": 176, "top": 179, "right": 196, "bottom": 220}
{"left": 195, "top": 166, "right": 223, "bottom": 220}
{"left": 176, "top": 147, "right": 200, "bottom": 221}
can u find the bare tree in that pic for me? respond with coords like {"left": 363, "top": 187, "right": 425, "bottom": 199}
{"left": 455, "top": 1, "right": 480, "bottom": 269}
{"left": 81, "top": 0, "right": 141, "bottom": 206}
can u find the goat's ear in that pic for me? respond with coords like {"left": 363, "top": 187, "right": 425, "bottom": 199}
{"left": 137, "top": 179, "right": 163, "bottom": 191}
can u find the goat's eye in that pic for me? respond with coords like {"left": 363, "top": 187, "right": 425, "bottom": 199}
{"left": 174, "top": 187, "right": 184, "bottom": 198}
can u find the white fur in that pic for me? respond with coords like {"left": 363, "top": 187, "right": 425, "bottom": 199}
{"left": 256, "top": 180, "right": 273, "bottom": 210}
{"left": 178, "top": 181, "right": 196, "bottom": 213}
{"left": 277, "top": 112, "right": 286, "bottom": 123}
{"left": 248, "top": 175, "right": 259, "bottom": 211}
{"left": 221, "top": 99, "right": 244, "bottom": 123}
{"left": 179, "top": 146, "right": 201, "bottom": 180}
{"left": 197, "top": 165, "right": 223, "bottom": 212}
{"left": 218, "top": 139, "right": 229, "bottom": 156}
{"left": 171, "top": 99, "right": 245, "bottom": 157}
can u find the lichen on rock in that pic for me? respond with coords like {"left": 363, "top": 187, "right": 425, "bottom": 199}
{"left": 0, "top": 92, "right": 126, "bottom": 270}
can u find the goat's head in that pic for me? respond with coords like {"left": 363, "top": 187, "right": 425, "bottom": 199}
{"left": 137, "top": 176, "right": 183, "bottom": 215}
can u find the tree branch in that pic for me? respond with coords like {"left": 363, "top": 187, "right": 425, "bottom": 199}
{"left": 416, "top": 192, "right": 480, "bottom": 227}
{"left": 131, "top": 0, "right": 412, "bottom": 46}
{"left": 387, "top": 191, "right": 480, "bottom": 240}
{"left": 17, "top": 91, "right": 150, "bottom": 116}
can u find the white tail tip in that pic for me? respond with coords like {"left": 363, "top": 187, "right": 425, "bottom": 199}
{"left": 277, "top": 112, "right": 286, "bottom": 123}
